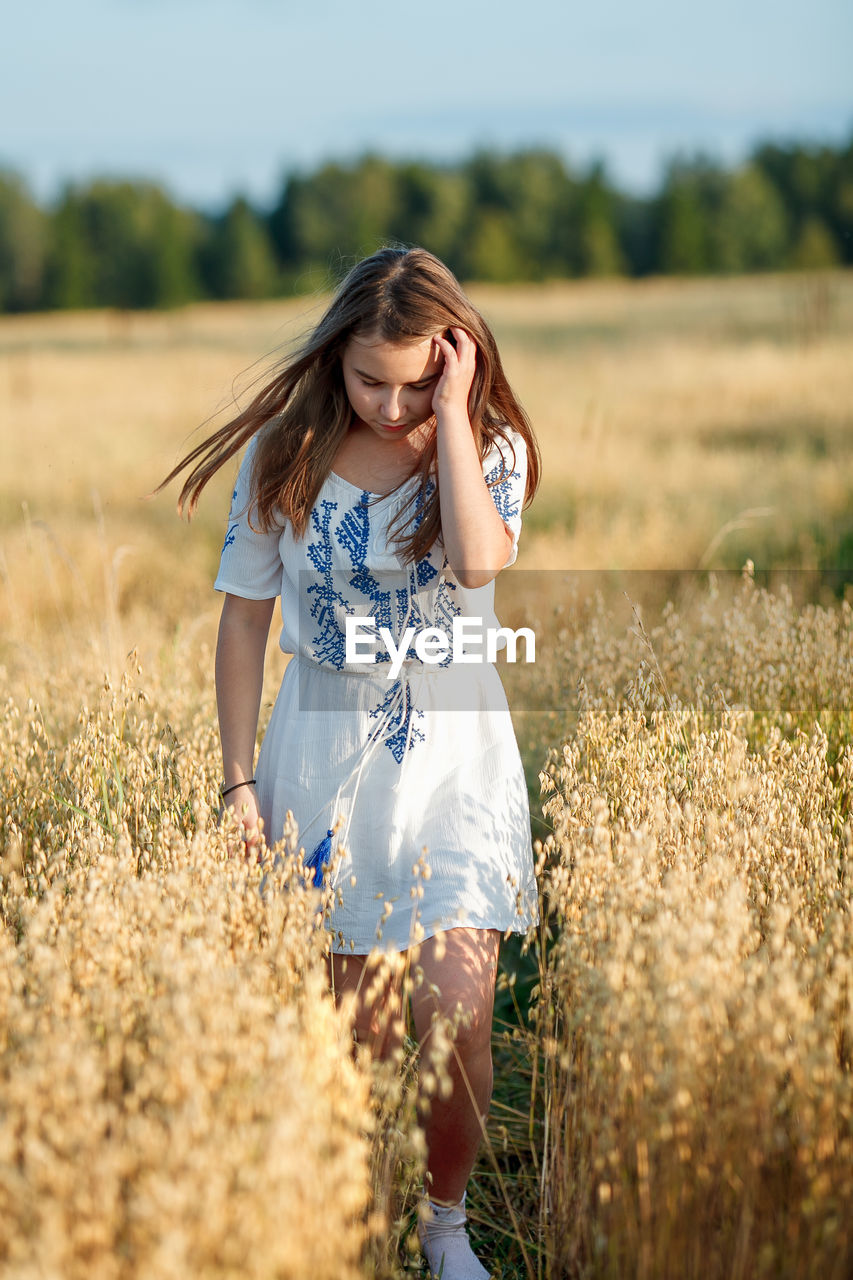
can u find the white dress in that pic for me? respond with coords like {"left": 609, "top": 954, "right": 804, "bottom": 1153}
{"left": 214, "top": 428, "right": 538, "bottom": 954}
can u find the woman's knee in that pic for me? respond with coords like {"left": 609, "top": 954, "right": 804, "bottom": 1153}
{"left": 411, "top": 928, "right": 499, "bottom": 1051}
{"left": 330, "top": 950, "right": 405, "bottom": 1061}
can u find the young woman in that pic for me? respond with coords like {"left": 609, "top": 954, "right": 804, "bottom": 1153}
{"left": 162, "top": 246, "right": 540, "bottom": 1279}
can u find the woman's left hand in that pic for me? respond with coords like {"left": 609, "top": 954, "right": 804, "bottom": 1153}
{"left": 432, "top": 327, "right": 477, "bottom": 420}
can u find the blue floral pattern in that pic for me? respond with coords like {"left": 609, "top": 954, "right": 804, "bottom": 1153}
{"left": 485, "top": 456, "right": 522, "bottom": 526}
{"left": 221, "top": 485, "right": 241, "bottom": 552}
{"left": 368, "top": 680, "right": 425, "bottom": 762}
{"left": 303, "top": 486, "right": 459, "bottom": 758}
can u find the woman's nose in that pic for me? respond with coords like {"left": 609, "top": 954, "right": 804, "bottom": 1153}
{"left": 380, "top": 388, "right": 404, "bottom": 420}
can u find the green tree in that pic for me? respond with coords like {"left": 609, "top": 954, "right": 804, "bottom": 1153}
{"left": 272, "top": 155, "right": 402, "bottom": 278}
{"left": 654, "top": 155, "right": 726, "bottom": 274}
{"left": 45, "top": 181, "right": 201, "bottom": 309}
{"left": 614, "top": 193, "right": 657, "bottom": 276}
{"left": 202, "top": 197, "right": 278, "bottom": 300}
{"left": 751, "top": 139, "right": 844, "bottom": 265}
{"left": 492, "top": 151, "right": 575, "bottom": 277}
{"left": 712, "top": 164, "right": 789, "bottom": 272}
{"left": 456, "top": 149, "right": 579, "bottom": 279}
{"left": 573, "top": 161, "right": 625, "bottom": 277}
{"left": 0, "top": 172, "right": 47, "bottom": 311}
{"left": 464, "top": 209, "right": 525, "bottom": 282}
{"left": 824, "top": 136, "right": 853, "bottom": 265}
{"left": 391, "top": 162, "right": 470, "bottom": 267}
{"left": 140, "top": 192, "right": 203, "bottom": 306}
{"left": 44, "top": 187, "right": 98, "bottom": 309}
{"left": 790, "top": 216, "right": 841, "bottom": 268}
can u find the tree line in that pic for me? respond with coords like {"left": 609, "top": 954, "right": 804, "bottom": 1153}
{"left": 1, "top": 133, "right": 851, "bottom": 313}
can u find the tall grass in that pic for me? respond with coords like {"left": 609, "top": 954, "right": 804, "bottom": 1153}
{"left": 533, "top": 581, "right": 852, "bottom": 1276}
{"left": 0, "top": 669, "right": 373, "bottom": 1278}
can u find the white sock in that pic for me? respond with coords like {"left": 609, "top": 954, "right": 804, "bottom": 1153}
{"left": 417, "top": 1193, "right": 490, "bottom": 1279}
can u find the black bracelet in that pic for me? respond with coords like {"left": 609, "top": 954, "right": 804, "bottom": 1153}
{"left": 221, "top": 779, "right": 257, "bottom": 798}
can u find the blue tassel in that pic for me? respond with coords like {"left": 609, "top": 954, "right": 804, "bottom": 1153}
{"left": 304, "top": 829, "right": 334, "bottom": 886}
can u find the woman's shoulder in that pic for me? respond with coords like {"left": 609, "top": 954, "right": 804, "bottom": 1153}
{"left": 231, "top": 432, "right": 260, "bottom": 487}
{"left": 483, "top": 424, "right": 527, "bottom": 475}
{"left": 226, "top": 434, "right": 293, "bottom": 537}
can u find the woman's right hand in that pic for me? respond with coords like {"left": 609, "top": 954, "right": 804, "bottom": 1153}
{"left": 221, "top": 782, "right": 263, "bottom": 857}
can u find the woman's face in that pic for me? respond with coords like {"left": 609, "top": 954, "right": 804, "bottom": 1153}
{"left": 341, "top": 332, "right": 442, "bottom": 445}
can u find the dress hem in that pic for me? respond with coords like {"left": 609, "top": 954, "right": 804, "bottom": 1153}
{"left": 328, "top": 912, "right": 539, "bottom": 956}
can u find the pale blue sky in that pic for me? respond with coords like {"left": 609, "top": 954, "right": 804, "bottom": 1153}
{"left": 3, "top": 0, "right": 852, "bottom": 207}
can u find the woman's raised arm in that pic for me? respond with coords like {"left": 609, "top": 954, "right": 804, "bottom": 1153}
{"left": 432, "top": 328, "right": 514, "bottom": 589}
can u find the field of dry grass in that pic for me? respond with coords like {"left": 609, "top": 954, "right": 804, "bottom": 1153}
{"left": 2, "top": 269, "right": 852, "bottom": 663}
{"left": 1, "top": 271, "right": 852, "bottom": 1278}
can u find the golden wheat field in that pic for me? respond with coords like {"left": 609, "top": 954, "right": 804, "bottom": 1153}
{"left": 1, "top": 271, "right": 852, "bottom": 1279}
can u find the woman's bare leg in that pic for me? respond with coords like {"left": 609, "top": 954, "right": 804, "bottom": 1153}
{"left": 409, "top": 927, "right": 500, "bottom": 1204}
{"left": 329, "top": 950, "right": 405, "bottom": 1063}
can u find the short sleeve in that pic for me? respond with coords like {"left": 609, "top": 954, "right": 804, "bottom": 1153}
{"left": 213, "top": 439, "right": 283, "bottom": 599}
{"left": 482, "top": 428, "right": 527, "bottom": 569}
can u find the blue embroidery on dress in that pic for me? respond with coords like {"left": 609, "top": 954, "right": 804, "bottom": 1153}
{"left": 431, "top": 579, "right": 461, "bottom": 643}
{"left": 305, "top": 494, "right": 400, "bottom": 672}
{"left": 416, "top": 557, "right": 438, "bottom": 588}
{"left": 305, "top": 499, "right": 352, "bottom": 668}
{"left": 302, "top": 482, "right": 468, "bottom": 754}
{"left": 485, "top": 459, "right": 522, "bottom": 525}
{"left": 335, "top": 493, "right": 371, "bottom": 569}
{"left": 368, "top": 680, "right": 425, "bottom": 762}
{"left": 410, "top": 479, "right": 458, "bottom": 649}
{"left": 221, "top": 484, "right": 244, "bottom": 552}
{"left": 338, "top": 493, "right": 395, "bottom": 654}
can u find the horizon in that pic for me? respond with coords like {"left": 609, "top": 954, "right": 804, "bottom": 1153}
{"left": 5, "top": 119, "right": 853, "bottom": 216}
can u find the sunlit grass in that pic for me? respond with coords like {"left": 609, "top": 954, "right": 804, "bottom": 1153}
{"left": 1, "top": 274, "right": 852, "bottom": 1277}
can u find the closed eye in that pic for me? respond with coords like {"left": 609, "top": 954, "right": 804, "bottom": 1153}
{"left": 358, "top": 374, "right": 438, "bottom": 390}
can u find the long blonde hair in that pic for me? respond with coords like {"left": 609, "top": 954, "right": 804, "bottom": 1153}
{"left": 159, "top": 246, "right": 540, "bottom": 562}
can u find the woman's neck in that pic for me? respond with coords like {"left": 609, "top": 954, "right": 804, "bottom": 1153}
{"left": 332, "top": 421, "right": 432, "bottom": 494}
